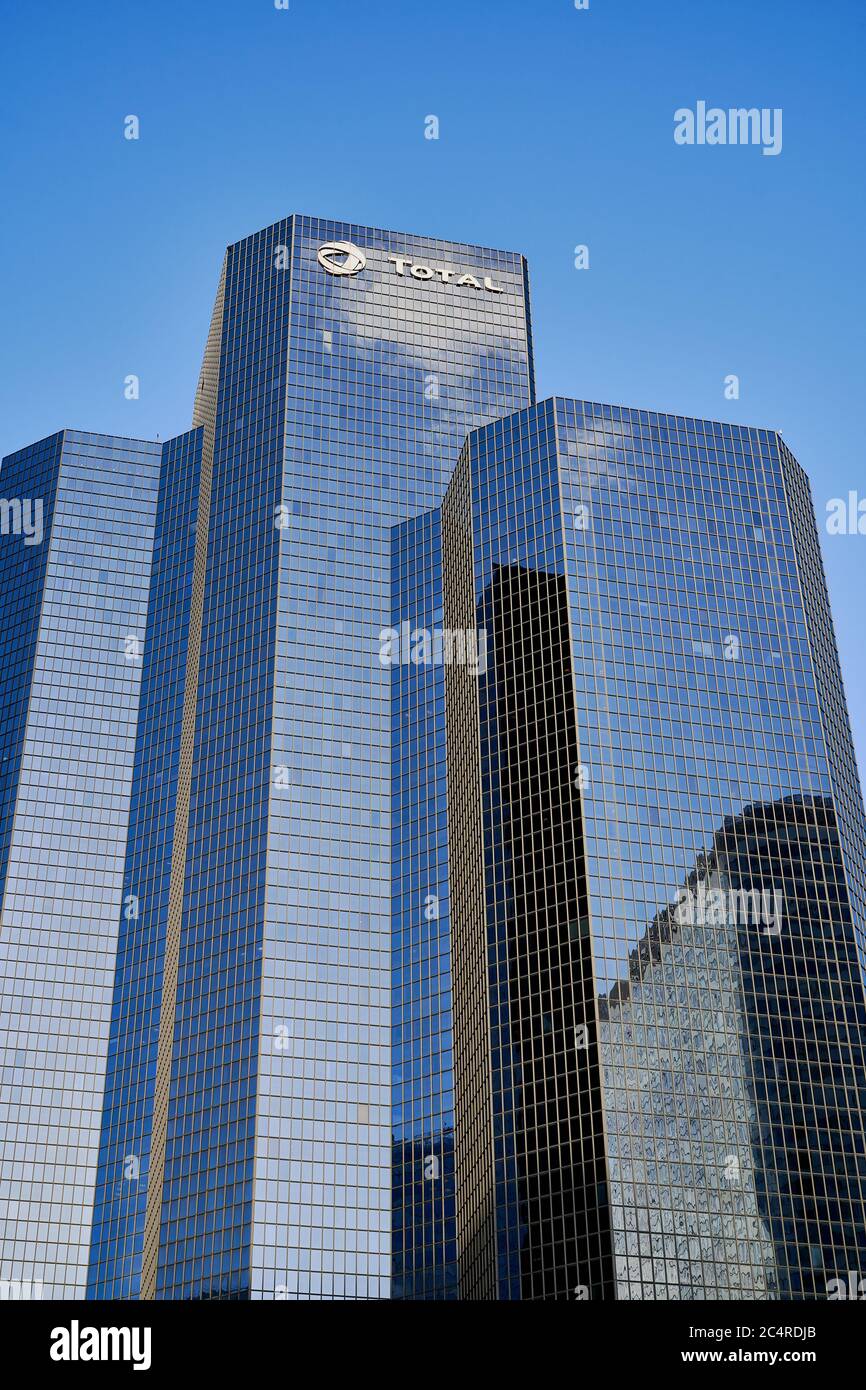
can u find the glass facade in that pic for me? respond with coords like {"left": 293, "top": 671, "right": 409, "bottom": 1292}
{"left": 0, "top": 431, "right": 160, "bottom": 1298}
{"left": 391, "top": 509, "right": 457, "bottom": 1299}
{"left": 88, "top": 427, "right": 206, "bottom": 1299}
{"left": 441, "top": 398, "right": 866, "bottom": 1299}
{"left": 83, "top": 215, "right": 533, "bottom": 1301}
{"left": 256, "top": 216, "right": 533, "bottom": 1302}
{"left": 3, "top": 226, "right": 866, "bottom": 1308}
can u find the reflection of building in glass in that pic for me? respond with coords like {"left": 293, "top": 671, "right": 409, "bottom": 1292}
{"left": 598, "top": 860, "right": 780, "bottom": 1301}
{"left": 600, "top": 793, "right": 866, "bottom": 1299}
{"left": 708, "top": 794, "right": 866, "bottom": 1298}
{"left": 474, "top": 559, "right": 613, "bottom": 1301}
{"left": 441, "top": 397, "right": 866, "bottom": 1299}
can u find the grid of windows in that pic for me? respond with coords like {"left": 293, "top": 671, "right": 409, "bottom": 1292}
{"left": 252, "top": 216, "right": 533, "bottom": 1300}
{"left": 440, "top": 398, "right": 866, "bottom": 1299}
{"left": 6, "top": 231, "right": 864, "bottom": 1307}
{"left": 391, "top": 510, "right": 457, "bottom": 1299}
{"left": 558, "top": 399, "right": 866, "bottom": 1297}
{"left": 441, "top": 449, "right": 500, "bottom": 1300}
{"left": 155, "top": 224, "right": 292, "bottom": 1301}
{"left": 779, "top": 444, "right": 866, "bottom": 981}
{"left": 0, "top": 433, "right": 62, "bottom": 908}
{"left": 0, "top": 431, "right": 160, "bottom": 1297}
{"left": 444, "top": 403, "right": 613, "bottom": 1298}
{"left": 87, "top": 427, "right": 205, "bottom": 1299}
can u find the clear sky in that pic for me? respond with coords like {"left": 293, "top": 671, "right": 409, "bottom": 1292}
{"left": 1, "top": 0, "right": 864, "bottom": 774}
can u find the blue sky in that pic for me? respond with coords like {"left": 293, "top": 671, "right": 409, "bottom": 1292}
{"left": 1, "top": 0, "right": 864, "bottom": 772}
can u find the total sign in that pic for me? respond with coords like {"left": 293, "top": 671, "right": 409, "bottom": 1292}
{"left": 317, "top": 241, "right": 505, "bottom": 293}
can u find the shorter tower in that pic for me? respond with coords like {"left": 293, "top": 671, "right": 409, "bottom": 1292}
{"left": 440, "top": 398, "right": 866, "bottom": 1299}
{"left": 0, "top": 430, "right": 161, "bottom": 1298}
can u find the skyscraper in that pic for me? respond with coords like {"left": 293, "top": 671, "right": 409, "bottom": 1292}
{"left": 3, "top": 221, "right": 866, "bottom": 1307}
{"left": 391, "top": 509, "right": 458, "bottom": 1299}
{"left": 440, "top": 397, "right": 866, "bottom": 1298}
{"left": 88, "top": 215, "right": 534, "bottom": 1300}
{"left": 0, "top": 430, "right": 161, "bottom": 1298}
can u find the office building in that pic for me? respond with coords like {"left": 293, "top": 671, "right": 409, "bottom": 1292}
{"left": 88, "top": 215, "right": 533, "bottom": 1300}
{"left": 0, "top": 430, "right": 161, "bottom": 1298}
{"left": 3, "top": 223, "right": 866, "bottom": 1304}
{"left": 440, "top": 397, "right": 866, "bottom": 1298}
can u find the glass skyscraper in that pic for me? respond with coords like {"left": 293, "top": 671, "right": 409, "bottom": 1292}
{"left": 440, "top": 397, "right": 866, "bottom": 1299}
{"left": 391, "top": 509, "right": 458, "bottom": 1299}
{"left": 2, "top": 221, "right": 866, "bottom": 1305}
{"left": 86, "top": 215, "right": 534, "bottom": 1301}
{"left": 0, "top": 430, "right": 161, "bottom": 1298}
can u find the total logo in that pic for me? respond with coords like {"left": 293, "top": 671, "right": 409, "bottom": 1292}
{"left": 316, "top": 241, "right": 505, "bottom": 293}
{"left": 317, "top": 241, "right": 367, "bottom": 276}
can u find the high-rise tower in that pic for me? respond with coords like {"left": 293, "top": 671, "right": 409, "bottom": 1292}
{"left": 6, "top": 227, "right": 865, "bottom": 1309}
{"left": 441, "top": 398, "right": 866, "bottom": 1299}
{"left": 89, "top": 216, "right": 534, "bottom": 1300}
{"left": 0, "top": 430, "right": 161, "bottom": 1298}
